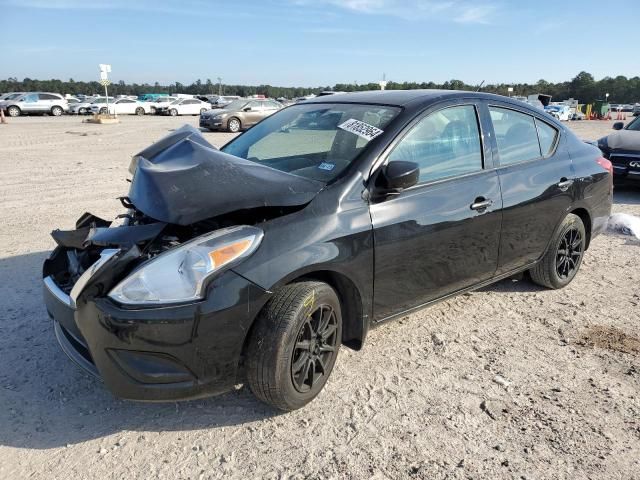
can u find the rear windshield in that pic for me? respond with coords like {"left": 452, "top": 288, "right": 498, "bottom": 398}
{"left": 222, "top": 103, "right": 400, "bottom": 182}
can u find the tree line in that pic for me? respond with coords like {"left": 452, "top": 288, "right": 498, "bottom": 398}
{"left": 2, "top": 71, "right": 639, "bottom": 103}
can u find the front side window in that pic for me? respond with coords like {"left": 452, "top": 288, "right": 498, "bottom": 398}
{"left": 489, "top": 107, "right": 542, "bottom": 165}
{"left": 222, "top": 103, "right": 400, "bottom": 183}
{"left": 388, "top": 105, "right": 483, "bottom": 184}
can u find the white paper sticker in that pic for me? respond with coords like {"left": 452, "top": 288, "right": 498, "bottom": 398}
{"left": 338, "top": 118, "right": 384, "bottom": 141}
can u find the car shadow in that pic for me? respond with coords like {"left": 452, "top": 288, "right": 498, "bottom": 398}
{"left": 477, "top": 274, "right": 546, "bottom": 293}
{"left": 0, "top": 251, "right": 281, "bottom": 451}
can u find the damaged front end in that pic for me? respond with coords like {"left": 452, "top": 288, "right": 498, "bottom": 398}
{"left": 41, "top": 125, "right": 317, "bottom": 400}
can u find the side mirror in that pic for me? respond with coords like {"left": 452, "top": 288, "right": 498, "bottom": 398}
{"left": 371, "top": 161, "right": 420, "bottom": 200}
{"left": 243, "top": 107, "right": 252, "bottom": 112}
{"left": 612, "top": 122, "right": 624, "bottom": 130}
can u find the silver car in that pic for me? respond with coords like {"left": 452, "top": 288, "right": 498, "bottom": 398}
{"left": 2, "top": 92, "right": 69, "bottom": 117}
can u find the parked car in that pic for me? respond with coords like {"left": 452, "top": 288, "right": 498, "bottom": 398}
{"left": 90, "top": 98, "right": 150, "bottom": 115}
{"left": 596, "top": 115, "right": 640, "bottom": 185}
{"left": 0, "top": 92, "right": 24, "bottom": 110}
{"left": 632, "top": 104, "right": 640, "bottom": 117}
{"left": 43, "top": 90, "right": 612, "bottom": 411}
{"left": 199, "top": 98, "right": 282, "bottom": 132}
{"left": 208, "top": 95, "right": 241, "bottom": 108}
{"left": 2, "top": 92, "right": 68, "bottom": 117}
{"left": 68, "top": 96, "right": 101, "bottom": 114}
{"left": 157, "top": 98, "right": 211, "bottom": 116}
{"left": 138, "top": 93, "right": 169, "bottom": 102}
{"left": 544, "top": 105, "right": 571, "bottom": 121}
{"left": 146, "top": 96, "right": 177, "bottom": 114}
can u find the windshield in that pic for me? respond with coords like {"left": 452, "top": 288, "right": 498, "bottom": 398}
{"left": 6, "top": 93, "right": 22, "bottom": 100}
{"left": 170, "top": 99, "right": 182, "bottom": 105}
{"left": 92, "top": 97, "right": 113, "bottom": 104}
{"left": 223, "top": 99, "right": 249, "bottom": 110}
{"left": 222, "top": 103, "right": 400, "bottom": 182}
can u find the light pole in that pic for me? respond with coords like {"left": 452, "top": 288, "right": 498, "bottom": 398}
{"left": 99, "top": 64, "right": 112, "bottom": 115}
{"left": 217, "top": 77, "right": 222, "bottom": 96}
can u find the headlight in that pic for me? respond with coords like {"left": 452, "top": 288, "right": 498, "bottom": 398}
{"left": 108, "top": 225, "right": 263, "bottom": 305}
{"left": 213, "top": 114, "right": 223, "bottom": 120}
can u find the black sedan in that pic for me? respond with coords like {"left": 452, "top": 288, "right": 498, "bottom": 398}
{"left": 43, "top": 90, "right": 612, "bottom": 411}
{"left": 597, "top": 115, "right": 640, "bottom": 185}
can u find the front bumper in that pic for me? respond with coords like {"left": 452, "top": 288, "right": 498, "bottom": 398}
{"left": 610, "top": 154, "right": 640, "bottom": 184}
{"left": 199, "top": 116, "right": 223, "bottom": 129}
{"left": 43, "top": 254, "right": 271, "bottom": 401}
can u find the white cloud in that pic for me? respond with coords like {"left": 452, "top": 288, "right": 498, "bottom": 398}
{"left": 292, "top": 0, "right": 497, "bottom": 23}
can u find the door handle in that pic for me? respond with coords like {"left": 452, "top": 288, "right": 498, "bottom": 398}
{"left": 470, "top": 197, "right": 493, "bottom": 212}
{"left": 557, "top": 178, "right": 574, "bottom": 191}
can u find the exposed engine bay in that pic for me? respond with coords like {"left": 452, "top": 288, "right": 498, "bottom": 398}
{"left": 43, "top": 124, "right": 319, "bottom": 298}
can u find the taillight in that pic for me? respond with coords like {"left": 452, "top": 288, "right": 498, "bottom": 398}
{"left": 596, "top": 156, "right": 613, "bottom": 176}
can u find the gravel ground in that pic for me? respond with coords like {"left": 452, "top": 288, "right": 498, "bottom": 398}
{"left": 0, "top": 114, "right": 638, "bottom": 480}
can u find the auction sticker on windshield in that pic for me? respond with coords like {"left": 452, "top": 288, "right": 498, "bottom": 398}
{"left": 338, "top": 118, "right": 384, "bottom": 141}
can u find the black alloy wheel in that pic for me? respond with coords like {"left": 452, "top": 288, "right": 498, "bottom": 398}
{"left": 246, "top": 281, "right": 342, "bottom": 411}
{"left": 530, "top": 213, "right": 586, "bottom": 289}
{"left": 556, "top": 227, "right": 583, "bottom": 280}
{"left": 291, "top": 304, "right": 339, "bottom": 393}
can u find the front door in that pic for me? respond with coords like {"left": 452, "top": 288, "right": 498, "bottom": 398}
{"left": 370, "top": 102, "right": 503, "bottom": 320}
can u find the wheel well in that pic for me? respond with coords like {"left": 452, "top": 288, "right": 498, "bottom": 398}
{"left": 293, "top": 271, "right": 365, "bottom": 350}
{"left": 570, "top": 208, "right": 592, "bottom": 249}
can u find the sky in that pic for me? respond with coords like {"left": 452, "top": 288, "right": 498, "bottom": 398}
{"left": 0, "top": 0, "right": 638, "bottom": 87}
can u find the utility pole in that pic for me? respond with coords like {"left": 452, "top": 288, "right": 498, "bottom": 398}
{"left": 217, "top": 77, "right": 222, "bottom": 96}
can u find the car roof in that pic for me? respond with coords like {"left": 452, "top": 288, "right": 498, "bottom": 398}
{"left": 301, "top": 89, "right": 535, "bottom": 108}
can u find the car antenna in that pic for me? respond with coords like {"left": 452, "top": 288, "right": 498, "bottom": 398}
{"left": 476, "top": 80, "right": 485, "bottom": 92}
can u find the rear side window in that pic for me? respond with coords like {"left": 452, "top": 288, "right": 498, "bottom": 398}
{"left": 388, "top": 105, "right": 483, "bottom": 184}
{"left": 39, "top": 93, "right": 61, "bottom": 100}
{"left": 489, "top": 107, "right": 541, "bottom": 165}
{"left": 535, "top": 119, "right": 558, "bottom": 156}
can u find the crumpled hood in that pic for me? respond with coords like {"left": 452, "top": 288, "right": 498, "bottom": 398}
{"left": 603, "top": 130, "right": 640, "bottom": 151}
{"left": 127, "top": 125, "right": 324, "bottom": 225}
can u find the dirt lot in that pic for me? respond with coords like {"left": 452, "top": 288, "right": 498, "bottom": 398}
{"left": 0, "top": 114, "right": 638, "bottom": 480}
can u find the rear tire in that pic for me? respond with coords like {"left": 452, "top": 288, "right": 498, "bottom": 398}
{"left": 227, "top": 117, "right": 241, "bottom": 133}
{"left": 99, "top": 107, "right": 107, "bottom": 114}
{"left": 246, "top": 281, "right": 342, "bottom": 411}
{"left": 51, "top": 106, "right": 63, "bottom": 116}
{"left": 530, "top": 213, "right": 586, "bottom": 289}
{"left": 7, "top": 106, "right": 21, "bottom": 117}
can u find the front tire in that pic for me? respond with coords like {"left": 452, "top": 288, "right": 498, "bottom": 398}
{"left": 99, "top": 107, "right": 107, "bottom": 114}
{"left": 169, "top": 108, "right": 178, "bottom": 116}
{"left": 246, "top": 281, "right": 342, "bottom": 411}
{"left": 530, "top": 213, "right": 586, "bottom": 289}
{"left": 7, "top": 106, "right": 21, "bottom": 117}
{"left": 135, "top": 107, "right": 145, "bottom": 116}
{"left": 227, "top": 117, "right": 241, "bottom": 132}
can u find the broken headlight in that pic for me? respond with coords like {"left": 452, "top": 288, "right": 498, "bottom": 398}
{"left": 108, "top": 225, "right": 263, "bottom": 305}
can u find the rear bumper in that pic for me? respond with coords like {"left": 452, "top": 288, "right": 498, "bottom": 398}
{"left": 43, "top": 259, "right": 271, "bottom": 401}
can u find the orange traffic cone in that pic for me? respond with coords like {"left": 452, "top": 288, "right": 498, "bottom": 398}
{"left": 0, "top": 107, "right": 6, "bottom": 124}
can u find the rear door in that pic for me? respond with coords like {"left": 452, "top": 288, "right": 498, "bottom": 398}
{"left": 484, "top": 102, "right": 573, "bottom": 274}
{"left": 370, "top": 100, "right": 503, "bottom": 320}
